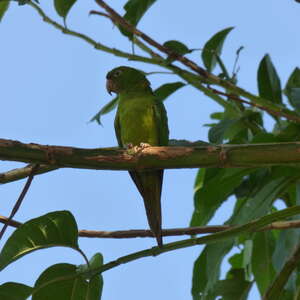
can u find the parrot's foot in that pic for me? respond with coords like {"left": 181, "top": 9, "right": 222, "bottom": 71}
{"left": 125, "top": 142, "right": 152, "bottom": 153}
{"left": 125, "top": 143, "right": 134, "bottom": 149}
{"left": 132, "top": 143, "right": 152, "bottom": 153}
{"left": 139, "top": 143, "right": 151, "bottom": 148}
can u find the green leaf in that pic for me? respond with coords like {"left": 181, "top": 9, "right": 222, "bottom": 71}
{"left": 251, "top": 231, "right": 276, "bottom": 295}
{"left": 154, "top": 82, "right": 185, "bottom": 102}
{"left": 0, "top": 211, "right": 79, "bottom": 271}
{"left": 78, "top": 253, "right": 104, "bottom": 279}
{"left": 192, "top": 240, "right": 234, "bottom": 299}
{"left": 210, "top": 112, "right": 224, "bottom": 120}
{"left": 54, "top": 0, "right": 77, "bottom": 19}
{"left": 284, "top": 67, "right": 300, "bottom": 112}
{"left": 90, "top": 97, "right": 119, "bottom": 125}
{"left": 33, "top": 263, "right": 103, "bottom": 300}
{"left": 273, "top": 229, "right": 300, "bottom": 271}
{"left": 0, "top": 1, "right": 9, "bottom": 22}
{"left": 230, "top": 176, "right": 292, "bottom": 225}
{"left": 190, "top": 168, "right": 251, "bottom": 227}
{"left": 0, "top": 282, "right": 32, "bottom": 300}
{"left": 201, "top": 27, "right": 234, "bottom": 72}
{"left": 76, "top": 253, "right": 104, "bottom": 298}
{"left": 208, "top": 119, "right": 236, "bottom": 143}
{"left": 275, "top": 122, "right": 300, "bottom": 142}
{"left": 163, "top": 40, "right": 191, "bottom": 56}
{"left": 120, "top": 0, "right": 156, "bottom": 38}
{"left": 257, "top": 54, "right": 282, "bottom": 104}
{"left": 243, "top": 239, "right": 253, "bottom": 281}
{"left": 213, "top": 269, "right": 252, "bottom": 300}
{"left": 228, "top": 252, "right": 243, "bottom": 269}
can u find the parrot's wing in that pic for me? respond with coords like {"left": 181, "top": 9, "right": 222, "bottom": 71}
{"left": 114, "top": 110, "right": 123, "bottom": 147}
{"left": 153, "top": 98, "right": 169, "bottom": 146}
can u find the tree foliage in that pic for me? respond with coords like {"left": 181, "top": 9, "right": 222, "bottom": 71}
{"left": 1, "top": 0, "right": 300, "bottom": 299}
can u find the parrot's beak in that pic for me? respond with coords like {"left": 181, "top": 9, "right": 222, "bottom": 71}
{"left": 106, "top": 79, "right": 114, "bottom": 95}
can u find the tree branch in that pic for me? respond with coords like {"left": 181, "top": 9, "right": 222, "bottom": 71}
{"left": 2, "top": 139, "right": 300, "bottom": 174}
{"left": 95, "top": 0, "right": 299, "bottom": 123}
{"left": 0, "top": 164, "right": 39, "bottom": 240}
{"left": 98, "top": 206, "right": 300, "bottom": 271}
{"left": 1, "top": 214, "right": 300, "bottom": 239}
{"left": 263, "top": 242, "right": 300, "bottom": 300}
{"left": 209, "top": 87, "right": 300, "bottom": 123}
{"left": 28, "top": 1, "right": 163, "bottom": 66}
{"left": 29, "top": 206, "right": 300, "bottom": 294}
{"left": 27, "top": 1, "right": 299, "bottom": 124}
{"left": 0, "top": 164, "right": 57, "bottom": 184}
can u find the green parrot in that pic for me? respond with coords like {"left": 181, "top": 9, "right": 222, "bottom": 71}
{"left": 106, "top": 66, "right": 169, "bottom": 247}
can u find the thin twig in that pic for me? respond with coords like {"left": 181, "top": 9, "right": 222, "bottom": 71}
{"left": 0, "top": 164, "right": 57, "bottom": 184}
{"left": 28, "top": 1, "right": 299, "bottom": 123}
{"left": 0, "top": 164, "right": 39, "bottom": 240}
{"left": 28, "top": 1, "right": 163, "bottom": 65}
{"left": 1, "top": 214, "right": 300, "bottom": 239}
{"left": 95, "top": 0, "right": 300, "bottom": 123}
{"left": 95, "top": 0, "right": 210, "bottom": 78}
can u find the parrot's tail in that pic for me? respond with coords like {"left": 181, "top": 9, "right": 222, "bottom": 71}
{"left": 129, "top": 170, "right": 163, "bottom": 247}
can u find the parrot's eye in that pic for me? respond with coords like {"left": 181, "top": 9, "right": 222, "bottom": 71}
{"left": 113, "top": 70, "right": 122, "bottom": 77}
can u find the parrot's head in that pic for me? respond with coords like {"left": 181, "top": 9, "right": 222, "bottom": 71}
{"left": 106, "top": 66, "right": 150, "bottom": 95}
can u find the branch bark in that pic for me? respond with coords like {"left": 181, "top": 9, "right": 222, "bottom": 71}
{"left": 0, "top": 164, "right": 57, "bottom": 184}
{"left": 1, "top": 214, "right": 300, "bottom": 239}
{"left": 2, "top": 139, "right": 300, "bottom": 176}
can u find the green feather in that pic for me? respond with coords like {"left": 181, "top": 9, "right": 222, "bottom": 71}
{"left": 108, "top": 66, "right": 169, "bottom": 247}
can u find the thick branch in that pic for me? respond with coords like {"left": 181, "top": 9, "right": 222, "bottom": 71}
{"left": 2, "top": 139, "right": 300, "bottom": 174}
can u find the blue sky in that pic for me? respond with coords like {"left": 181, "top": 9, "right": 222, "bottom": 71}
{"left": 0, "top": 0, "right": 299, "bottom": 299}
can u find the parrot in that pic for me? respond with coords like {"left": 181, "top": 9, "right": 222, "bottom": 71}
{"left": 106, "top": 66, "right": 169, "bottom": 247}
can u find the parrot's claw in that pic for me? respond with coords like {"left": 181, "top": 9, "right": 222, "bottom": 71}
{"left": 134, "top": 143, "right": 152, "bottom": 152}
{"left": 125, "top": 143, "right": 152, "bottom": 154}
{"left": 139, "top": 143, "right": 151, "bottom": 148}
{"left": 125, "top": 143, "right": 134, "bottom": 149}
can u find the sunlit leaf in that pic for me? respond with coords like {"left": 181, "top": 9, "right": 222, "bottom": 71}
{"left": 0, "top": 282, "right": 32, "bottom": 300}
{"left": 202, "top": 27, "right": 234, "bottom": 72}
{"left": 0, "top": 211, "right": 79, "bottom": 271}
{"left": 257, "top": 54, "right": 282, "bottom": 104}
